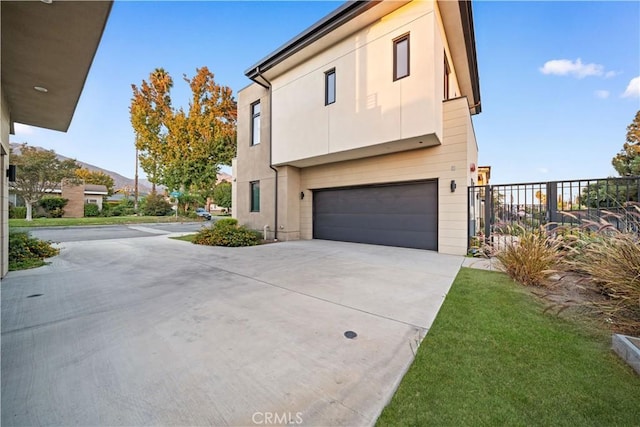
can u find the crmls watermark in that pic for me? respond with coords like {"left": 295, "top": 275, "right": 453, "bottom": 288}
{"left": 252, "top": 411, "right": 303, "bottom": 425}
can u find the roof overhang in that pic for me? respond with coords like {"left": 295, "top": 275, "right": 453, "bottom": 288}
{"left": 438, "top": 0, "right": 481, "bottom": 114}
{"left": 245, "top": 0, "right": 409, "bottom": 82}
{"left": 245, "top": 0, "right": 480, "bottom": 115}
{"left": 1, "top": 0, "right": 112, "bottom": 132}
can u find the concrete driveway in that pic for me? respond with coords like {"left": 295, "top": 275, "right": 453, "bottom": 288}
{"left": 1, "top": 233, "right": 463, "bottom": 426}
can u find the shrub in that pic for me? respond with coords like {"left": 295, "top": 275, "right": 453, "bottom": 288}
{"left": 561, "top": 223, "right": 640, "bottom": 332}
{"left": 100, "top": 202, "right": 113, "bottom": 217}
{"left": 38, "top": 196, "right": 67, "bottom": 218}
{"left": 84, "top": 203, "right": 100, "bottom": 217}
{"left": 9, "top": 205, "right": 26, "bottom": 219}
{"left": 109, "top": 199, "right": 136, "bottom": 216}
{"left": 213, "top": 218, "right": 238, "bottom": 229}
{"left": 9, "top": 231, "right": 59, "bottom": 270}
{"left": 141, "top": 193, "right": 172, "bottom": 216}
{"left": 495, "top": 225, "right": 560, "bottom": 287}
{"left": 193, "top": 221, "right": 260, "bottom": 247}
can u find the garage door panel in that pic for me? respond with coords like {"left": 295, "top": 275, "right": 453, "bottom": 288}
{"left": 313, "top": 181, "right": 438, "bottom": 250}
{"left": 315, "top": 213, "right": 437, "bottom": 231}
{"left": 315, "top": 227, "right": 436, "bottom": 250}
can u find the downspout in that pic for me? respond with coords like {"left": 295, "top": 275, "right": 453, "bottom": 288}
{"left": 252, "top": 67, "right": 278, "bottom": 241}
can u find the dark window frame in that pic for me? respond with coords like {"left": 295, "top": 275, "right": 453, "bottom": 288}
{"left": 393, "top": 33, "right": 410, "bottom": 81}
{"left": 325, "top": 68, "right": 336, "bottom": 105}
{"left": 444, "top": 52, "right": 451, "bottom": 100}
{"left": 250, "top": 181, "right": 260, "bottom": 212}
{"left": 250, "top": 101, "right": 261, "bottom": 146}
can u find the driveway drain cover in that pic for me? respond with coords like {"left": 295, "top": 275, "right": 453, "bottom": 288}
{"left": 27, "top": 294, "right": 43, "bottom": 298}
{"left": 344, "top": 330, "right": 358, "bottom": 339}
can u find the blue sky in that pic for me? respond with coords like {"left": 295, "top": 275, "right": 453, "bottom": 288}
{"left": 10, "top": 1, "right": 640, "bottom": 185}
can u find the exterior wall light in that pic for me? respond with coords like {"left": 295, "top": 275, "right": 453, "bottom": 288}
{"left": 450, "top": 180, "right": 456, "bottom": 192}
{"left": 300, "top": 191, "right": 305, "bottom": 200}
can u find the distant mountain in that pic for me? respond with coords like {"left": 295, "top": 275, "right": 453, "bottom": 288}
{"left": 9, "top": 143, "right": 231, "bottom": 193}
{"left": 10, "top": 142, "right": 153, "bottom": 193}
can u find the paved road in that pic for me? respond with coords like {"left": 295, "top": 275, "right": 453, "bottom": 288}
{"left": 1, "top": 235, "right": 463, "bottom": 426}
{"left": 22, "top": 221, "right": 209, "bottom": 242}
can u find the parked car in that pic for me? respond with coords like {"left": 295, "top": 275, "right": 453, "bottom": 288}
{"left": 195, "top": 207, "right": 212, "bottom": 220}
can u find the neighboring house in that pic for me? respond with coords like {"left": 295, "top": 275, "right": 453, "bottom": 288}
{"left": 9, "top": 184, "right": 108, "bottom": 214}
{"left": 477, "top": 165, "right": 491, "bottom": 187}
{"left": 1, "top": 1, "right": 112, "bottom": 276}
{"left": 232, "top": 0, "right": 481, "bottom": 255}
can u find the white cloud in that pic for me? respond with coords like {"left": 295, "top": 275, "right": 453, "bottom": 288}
{"left": 622, "top": 76, "right": 640, "bottom": 98}
{"left": 595, "top": 90, "right": 610, "bottom": 99}
{"left": 537, "top": 167, "right": 549, "bottom": 174}
{"left": 13, "top": 123, "right": 35, "bottom": 135}
{"left": 604, "top": 70, "right": 619, "bottom": 79}
{"left": 539, "top": 58, "right": 606, "bottom": 78}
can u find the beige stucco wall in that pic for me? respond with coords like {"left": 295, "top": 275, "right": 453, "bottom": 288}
{"left": 1, "top": 88, "right": 10, "bottom": 277}
{"left": 434, "top": 1, "right": 462, "bottom": 100}
{"left": 296, "top": 96, "right": 476, "bottom": 255}
{"left": 233, "top": 83, "right": 278, "bottom": 238}
{"left": 84, "top": 195, "right": 104, "bottom": 211}
{"left": 271, "top": 0, "right": 446, "bottom": 166}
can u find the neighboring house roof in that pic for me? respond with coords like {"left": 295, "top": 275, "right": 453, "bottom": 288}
{"left": 84, "top": 185, "right": 109, "bottom": 195}
{"left": 9, "top": 185, "right": 108, "bottom": 196}
{"left": 1, "top": 1, "right": 113, "bottom": 132}
{"left": 245, "top": 0, "right": 480, "bottom": 114}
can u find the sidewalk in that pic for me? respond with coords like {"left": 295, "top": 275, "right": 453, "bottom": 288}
{"left": 461, "top": 256, "right": 504, "bottom": 272}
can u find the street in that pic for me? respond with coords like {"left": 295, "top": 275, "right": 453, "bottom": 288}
{"left": 21, "top": 221, "right": 209, "bottom": 243}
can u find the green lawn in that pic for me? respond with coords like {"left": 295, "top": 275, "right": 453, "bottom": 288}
{"left": 377, "top": 268, "right": 640, "bottom": 427}
{"left": 169, "top": 234, "right": 197, "bottom": 242}
{"left": 9, "top": 258, "right": 48, "bottom": 271}
{"left": 9, "top": 216, "right": 200, "bottom": 228}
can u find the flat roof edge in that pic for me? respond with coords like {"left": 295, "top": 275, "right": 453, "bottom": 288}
{"left": 245, "top": 0, "right": 380, "bottom": 78}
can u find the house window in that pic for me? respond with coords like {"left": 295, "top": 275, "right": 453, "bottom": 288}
{"left": 87, "top": 199, "right": 98, "bottom": 204}
{"left": 250, "top": 181, "right": 260, "bottom": 212}
{"left": 444, "top": 53, "right": 451, "bottom": 100}
{"left": 251, "top": 101, "right": 261, "bottom": 146}
{"left": 393, "top": 34, "right": 410, "bottom": 81}
{"left": 325, "top": 68, "right": 336, "bottom": 105}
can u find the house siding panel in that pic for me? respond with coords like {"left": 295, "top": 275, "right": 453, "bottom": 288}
{"left": 271, "top": 1, "right": 441, "bottom": 166}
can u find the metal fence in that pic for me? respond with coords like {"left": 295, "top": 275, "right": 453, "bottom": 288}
{"left": 468, "top": 176, "right": 640, "bottom": 250}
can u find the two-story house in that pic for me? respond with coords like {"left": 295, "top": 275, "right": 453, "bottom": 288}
{"left": 232, "top": 0, "right": 481, "bottom": 255}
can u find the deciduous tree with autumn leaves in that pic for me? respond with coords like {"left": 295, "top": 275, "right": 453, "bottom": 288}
{"left": 130, "top": 67, "right": 237, "bottom": 197}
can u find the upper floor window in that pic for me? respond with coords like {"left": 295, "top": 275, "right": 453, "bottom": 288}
{"left": 251, "top": 101, "right": 261, "bottom": 146}
{"left": 444, "top": 53, "right": 451, "bottom": 100}
{"left": 250, "top": 181, "right": 260, "bottom": 212}
{"left": 325, "top": 68, "right": 336, "bottom": 105}
{"left": 393, "top": 33, "right": 410, "bottom": 81}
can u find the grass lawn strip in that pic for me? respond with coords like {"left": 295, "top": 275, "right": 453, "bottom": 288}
{"left": 9, "top": 216, "right": 201, "bottom": 228}
{"left": 169, "top": 234, "right": 197, "bottom": 243}
{"left": 377, "top": 268, "right": 640, "bottom": 426}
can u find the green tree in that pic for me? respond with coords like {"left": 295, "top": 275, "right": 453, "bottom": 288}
{"left": 130, "top": 68, "right": 174, "bottom": 193}
{"left": 612, "top": 110, "right": 640, "bottom": 176}
{"left": 75, "top": 168, "right": 115, "bottom": 196}
{"left": 130, "top": 67, "right": 237, "bottom": 196}
{"left": 213, "top": 181, "right": 232, "bottom": 212}
{"left": 9, "top": 144, "right": 79, "bottom": 220}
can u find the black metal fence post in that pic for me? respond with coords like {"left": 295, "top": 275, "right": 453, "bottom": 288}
{"left": 484, "top": 185, "right": 492, "bottom": 245}
{"left": 546, "top": 181, "right": 558, "bottom": 226}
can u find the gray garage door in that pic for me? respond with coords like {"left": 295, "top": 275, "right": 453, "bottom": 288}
{"left": 313, "top": 180, "right": 438, "bottom": 250}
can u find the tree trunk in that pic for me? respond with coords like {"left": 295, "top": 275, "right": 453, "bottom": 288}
{"left": 25, "top": 201, "right": 33, "bottom": 221}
